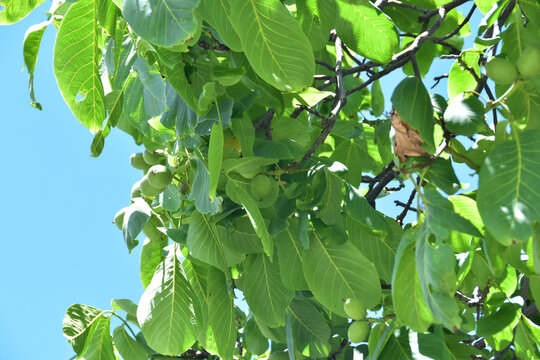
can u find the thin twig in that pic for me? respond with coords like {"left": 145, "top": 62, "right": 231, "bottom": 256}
{"left": 431, "top": 4, "right": 477, "bottom": 42}
{"left": 396, "top": 188, "right": 418, "bottom": 224}
{"left": 287, "top": 32, "right": 347, "bottom": 168}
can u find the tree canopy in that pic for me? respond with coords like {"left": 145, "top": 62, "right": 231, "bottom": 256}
{"left": 3, "top": 0, "right": 540, "bottom": 359}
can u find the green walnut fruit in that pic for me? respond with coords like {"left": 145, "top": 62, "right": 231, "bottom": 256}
{"left": 344, "top": 298, "right": 367, "bottom": 320}
{"left": 516, "top": 46, "right": 540, "bottom": 78}
{"left": 114, "top": 208, "right": 126, "bottom": 230}
{"left": 131, "top": 181, "right": 142, "bottom": 199}
{"left": 250, "top": 175, "right": 279, "bottom": 208}
{"left": 142, "top": 149, "right": 165, "bottom": 166}
{"left": 147, "top": 165, "right": 173, "bottom": 188}
{"left": 130, "top": 153, "right": 150, "bottom": 171}
{"left": 348, "top": 321, "right": 370, "bottom": 343}
{"left": 485, "top": 58, "right": 518, "bottom": 84}
{"left": 251, "top": 175, "right": 273, "bottom": 199}
{"left": 268, "top": 351, "right": 289, "bottom": 360}
{"left": 140, "top": 175, "right": 165, "bottom": 197}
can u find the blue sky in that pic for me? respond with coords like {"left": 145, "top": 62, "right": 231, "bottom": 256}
{"left": 0, "top": 2, "right": 481, "bottom": 359}
{"left": 0, "top": 3, "right": 144, "bottom": 358}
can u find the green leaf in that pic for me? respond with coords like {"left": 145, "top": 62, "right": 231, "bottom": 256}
{"left": 222, "top": 157, "right": 277, "bottom": 179}
{"left": 110, "top": 299, "right": 138, "bottom": 319}
{"left": 391, "top": 76, "right": 435, "bottom": 152}
{"left": 296, "top": 0, "right": 335, "bottom": 51}
{"left": 276, "top": 218, "right": 309, "bottom": 290}
{"left": 330, "top": 138, "right": 377, "bottom": 187}
{"left": 163, "top": 63, "right": 199, "bottom": 112}
{"left": 113, "top": 326, "right": 149, "bottom": 360}
{"left": 208, "top": 122, "right": 224, "bottom": 201}
{"left": 371, "top": 79, "right": 385, "bottom": 116}
{"left": 447, "top": 51, "right": 480, "bottom": 100}
{"left": 123, "top": 73, "right": 171, "bottom": 144}
{"left": 344, "top": 188, "right": 397, "bottom": 282}
{"left": 123, "top": 0, "right": 201, "bottom": 47}
{"left": 303, "top": 232, "right": 381, "bottom": 317}
{"left": 335, "top": 0, "right": 399, "bottom": 63}
{"left": 426, "top": 158, "right": 461, "bottom": 195}
{"left": 105, "top": 89, "right": 124, "bottom": 128}
{"left": 133, "top": 58, "right": 166, "bottom": 117}
{"left": 416, "top": 235, "right": 462, "bottom": 331}
{"left": 188, "top": 159, "right": 222, "bottom": 215}
{"left": 226, "top": 179, "right": 273, "bottom": 257}
{"left": 392, "top": 232, "right": 433, "bottom": 333}
{"left": 63, "top": 304, "right": 103, "bottom": 355}
{"left": 230, "top": 0, "right": 315, "bottom": 91}
{"left": 53, "top": 0, "right": 106, "bottom": 134}
{"left": 0, "top": 0, "right": 45, "bottom": 24}
{"left": 417, "top": 327, "right": 453, "bottom": 360}
{"left": 288, "top": 299, "right": 331, "bottom": 358}
{"left": 244, "top": 315, "right": 269, "bottom": 355}
{"left": 23, "top": 20, "right": 49, "bottom": 109}
{"left": 475, "top": 0, "right": 497, "bottom": 13}
{"left": 195, "top": 98, "right": 234, "bottom": 135}
{"left": 140, "top": 236, "right": 167, "bottom": 289}
{"left": 443, "top": 93, "right": 487, "bottom": 137}
{"left": 187, "top": 211, "right": 227, "bottom": 270}
{"left": 317, "top": 169, "right": 343, "bottom": 225}
{"left": 82, "top": 315, "right": 115, "bottom": 360}
{"left": 231, "top": 113, "right": 255, "bottom": 157}
{"left": 243, "top": 253, "right": 294, "bottom": 327}
{"left": 97, "top": 0, "right": 118, "bottom": 36}
{"left": 158, "top": 184, "right": 182, "bottom": 212}
{"left": 477, "top": 129, "right": 540, "bottom": 245}
{"left": 423, "top": 188, "right": 483, "bottom": 240}
{"left": 477, "top": 303, "right": 520, "bottom": 337}
{"left": 137, "top": 249, "right": 202, "bottom": 355}
{"left": 122, "top": 198, "right": 152, "bottom": 252}
{"left": 207, "top": 267, "right": 236, "bottom": 360}
{"left": 220, "top": 217, "right": 264, "bottom": 254}
{"left": 202, "top": 0, "right": 242, "bottom": 51}
{"left": 514, "top": 315, "right": 540, "bottom": 359}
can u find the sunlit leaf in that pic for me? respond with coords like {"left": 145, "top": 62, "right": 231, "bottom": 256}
{"left": 230, "top": 0, "right": 315, "bottom": 91}
{"left": 53, "top": 0, "right": 106, "bottom": 133}
{"left": 137, "top": 249, "right": 202, "bottom": 355}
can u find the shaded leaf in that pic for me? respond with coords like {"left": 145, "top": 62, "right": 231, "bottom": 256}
{"left": 113, "top": 326, "right": 149, "bottom": 360}
{"left": 226, "top": 179, "right": 273, "bottom": 257}
{"left": 391, "top": 77, "right": 435, "bottom": 152}
{"left": 187, "top": 211, "right": 227, "bottom": 270}
{"left": 207, "top": 267, "right": 236, "bottom": 360}
{"left": 392, "top": 232, "right": 433, "bottom": 333}
{"left": 303, "top": 232, "right": 381, "bottom": 317}
{"left": 243, "top": 253, "right": 294, "bottom": 327}
{"left": 288, "top": 299, "right": 331, "bottom": 358}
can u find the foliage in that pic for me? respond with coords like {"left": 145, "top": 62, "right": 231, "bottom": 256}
{"left": 4, "top": 0, "right": 540, "bottom": 358}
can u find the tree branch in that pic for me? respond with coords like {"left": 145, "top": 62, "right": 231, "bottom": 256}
{"left": 254, "top": 108, "right": 274, "bottom": 140}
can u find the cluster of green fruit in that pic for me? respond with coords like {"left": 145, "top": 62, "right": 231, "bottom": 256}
{"left": 344, "top": 298, "right": 370, "bottom": 343}
{"left": 130, "top": 150, "right": 173, "bottom": 198}
{"left": 250, "top": 174, "right": 279, "bottom": 207}
{"left": 485, "top": 46, "right": 540, "bottom": 84}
